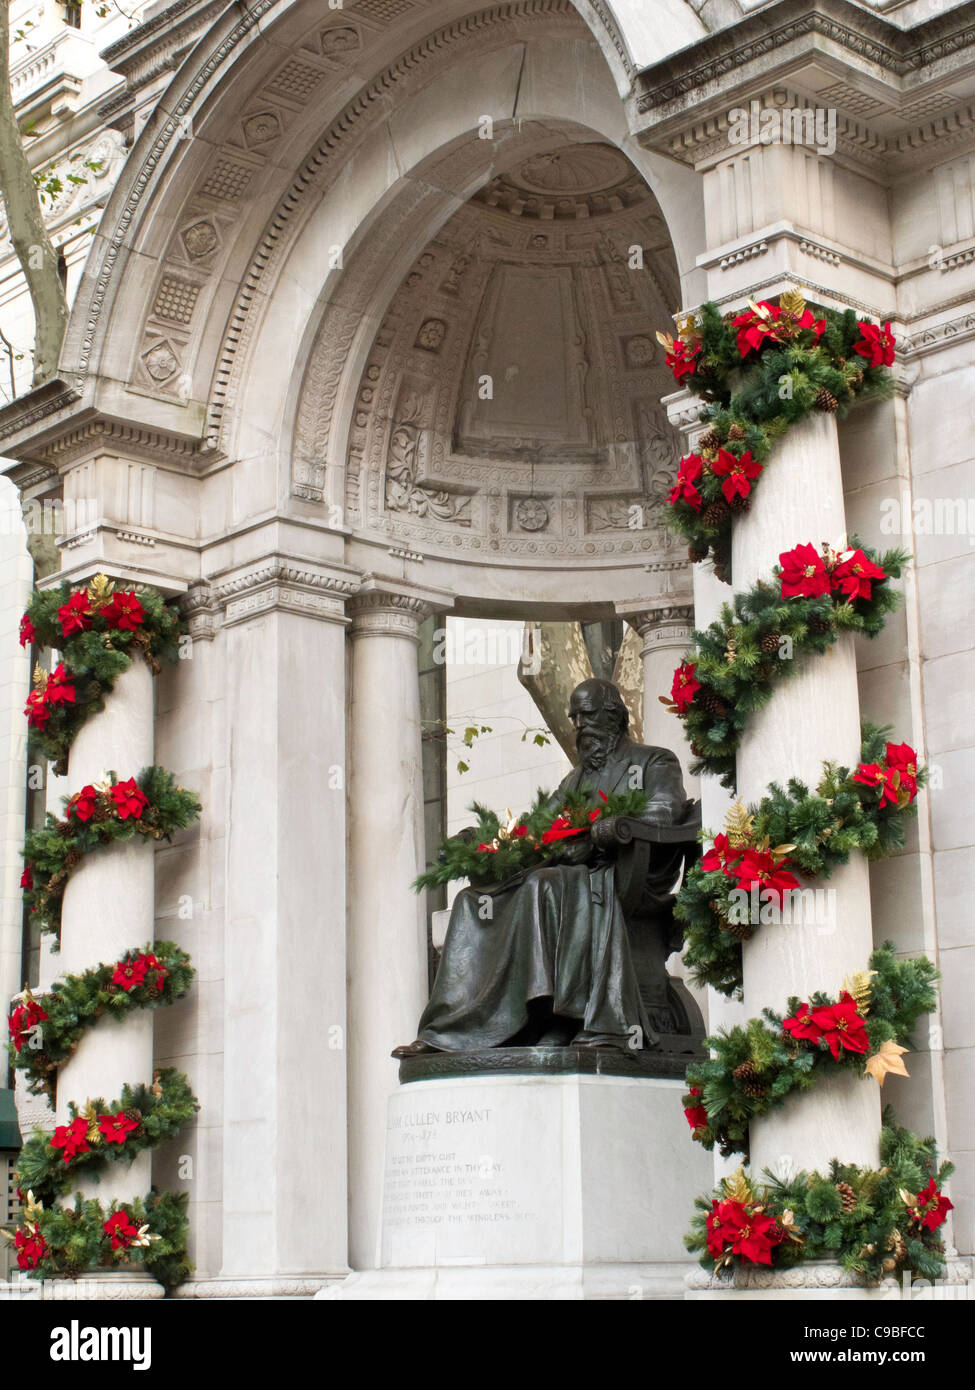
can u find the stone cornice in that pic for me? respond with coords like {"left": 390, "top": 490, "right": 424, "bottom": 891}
{"left": 631, "top": 0, "right": 975, "bottom": 173}
{"left": 0, "top": 408, "right": 213, "bottom": 475}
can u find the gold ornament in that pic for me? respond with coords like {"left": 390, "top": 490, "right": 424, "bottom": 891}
{"left": 723, "top": 799, "right": 755, "bottom": 847}
{"left": 842, "top": 969, "right": 877, "bottom": 1015}
{"left": 779, "top": 287, "right": 808, "bottom": 319}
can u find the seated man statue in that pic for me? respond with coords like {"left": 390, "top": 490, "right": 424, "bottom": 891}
{"left": 393, "top": 677, "right": 690, "bottom": 1058}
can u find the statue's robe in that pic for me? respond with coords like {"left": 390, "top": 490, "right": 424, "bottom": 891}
{"left": 416, "top": 739, "right": 688, "bottom": 1051}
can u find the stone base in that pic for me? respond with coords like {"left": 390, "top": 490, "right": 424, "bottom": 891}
{"left": 685, "top": 1257, "right": 975, "bottom": 1301}
{"left": 317, "top": 1262, "right": 691, "bottom": 1301}
{"left": 0, "top": 1272, "right": 164, "bottom": 1300}
{"left": 367, "top": 1072, "right": 712, "bottom": 1289}
{"left": 173, "top": 1276, "right": 344, "bottom": 1299}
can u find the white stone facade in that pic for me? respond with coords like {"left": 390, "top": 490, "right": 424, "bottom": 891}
{"left": 0, "top": 0, "right": 973, "bottom": 1294}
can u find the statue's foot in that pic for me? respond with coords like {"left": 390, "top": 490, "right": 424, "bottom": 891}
{"left": 535, "top": 1019, "right": 578, "bottom": 1047}
{"left": 391, "top": 1039, "right": 440, "bottom": 1059}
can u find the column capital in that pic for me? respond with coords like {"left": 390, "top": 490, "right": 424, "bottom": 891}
{"left": 617, "top": 601, "right": 695, "bottom": 654}
{"left": 208, "top": 556, "right": 361, "bottom": 628}
{"left": 348, "top": 577, "right": 454, "bottom": 641}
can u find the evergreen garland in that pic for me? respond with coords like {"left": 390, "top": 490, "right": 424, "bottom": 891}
{"left": 413, "top": 785, "right": 650, "bottom": 891}
{"left": 20, "top": 574, "right": 185, "bottom": 775}
{"left": 22, "top": 766, "right": 202, "bottom": 943}
{"left": 7, "top": 942, "right": 195, "bottom": 1099}
{"left": 6, "top": 1188, "right": 191, "bottom": 1291}
{"left": 681, "top": 945, "right": 938, "bottom": 1158}
{"left": 659, "top": 294, "right": 895, "bottom": 579}
{"left": 663, "top": 541, "right": 909, "bottom": 787}
{"left": 678, "top": 726, "right": 925, "bottom": 996}
{"left": 16, "top": 1067, "right": 199, "bottom": 1207}
{"left": 685, "top": 1116, "right": 953, "bottom": 1283}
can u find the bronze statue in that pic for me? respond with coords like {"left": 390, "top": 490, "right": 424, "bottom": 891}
{"left": 393, "top": 678, "right": 694, "bottom": 1058}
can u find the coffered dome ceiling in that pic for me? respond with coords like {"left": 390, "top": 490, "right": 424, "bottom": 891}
{"left": 339, "top": 142, "right": 685, "bottom": 563}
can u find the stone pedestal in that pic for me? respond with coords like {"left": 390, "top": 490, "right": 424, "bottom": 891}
{"left": 320, "top": 1071, "right": 713, "bottom": 1300}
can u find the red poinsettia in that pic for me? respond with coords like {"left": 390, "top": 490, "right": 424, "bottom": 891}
{"left": 97, "top": 1111, "right": 140, "bottom": 1147}
{"left": 684, "top": 1086, "right": 708, "bottom": 1133}
{"left": 14, "top": 1226, "right": 48, "bottom": 1271}
{"left": 884, "top": 742, "right": 919, "bottom": 804}
{"left": 783, "top": 1002, "right": 823, "bottom": 1045}
{"left": 668, "top": 453, "right": 704, "bottom": 512}
{"left": 45, "top": 663, "right": 76, "bottom": 707}
{"left": 731, "top": 848, "right": 800, "bottom": 907}
{"left": 907, "top": 1177, "right": 953, "bottom": 1232}
{"left": 104, "top": 1209, "right": 141, "bottom": 1251}
{"left": 68, "top": 784, "right": 99, "bottom": 823}
{"left": 24, "top": 690, "right": 50, "bottom": 729}
{"left": 109, "top": 778, "right": 149, "bottom": 820}
{"left": 20, "top": 863, "right": 33, "bottom": 890}
{"left": 706, "top": 1197, "right": 783, "bottom": 1265}
{"left": 111, "top": 951, "right": 167, "bottom": 993}
{"left": 830, "top": 548, "right": 887, "bottom": 602}
{"left": 732, "top": 302, "right": 784, "bottom": 357}
{"left": 541, "top": 817, "right": 587, "bottom": 845}
{"left": 58, "top": 590, "right": 93, "bottom": 637}
{"left": 476, "top": 842, "right": 499, "bottom": 853}
{"left": 670, "top": 661, "right": 700, "bottom": 714}
{"left": 700, "top": 833, "right": 743, "bottom": 875}
{"left": 809, "top": 991, "right": 870, "bottom": 1061}
{"left": 50, "top": 1117, "right": 90, "bottom": 1163}
{"left": 853, "top": 743, "right": 919, "bottom": 811}
{"left": 666, "top": 339, "right": 702, "bottom": 382}
{"left": 779, "top": 542, "right": 831, "bottom": 600}
{"left": 711, "top": 449, "right": 762, "bottom": 503}
{"left": 101, "top": 591, "right": 145, "bottom": 632}
{"left": 19, "top": 614, "right": 36, "bottom": 648}
{"left": 8, "top": 998, "right": 49, "bottom": 1053}
{"left": 733, "top": 301, "right": 825, "bottom": 358}
{"left": 854, "top": 320, "right": 896, "bottom": 368}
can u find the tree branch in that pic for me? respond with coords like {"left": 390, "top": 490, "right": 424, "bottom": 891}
{"left": 0, "top": 0, "right": 69, "bottom": 386}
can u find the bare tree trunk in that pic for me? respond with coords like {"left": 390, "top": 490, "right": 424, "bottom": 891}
{"left": 0, "top": 0, "right": 69, "bottom": 387}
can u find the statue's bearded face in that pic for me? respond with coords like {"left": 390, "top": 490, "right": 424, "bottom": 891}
{"left": 570, "top": 689, "right": 623, "bottom": 774}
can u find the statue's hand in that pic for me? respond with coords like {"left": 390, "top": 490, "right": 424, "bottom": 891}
{"left": 590, "top": 815, "right": 621, "bottom": 849}
{"left": 560, "top": 833, "right": 593, "bottom": 864}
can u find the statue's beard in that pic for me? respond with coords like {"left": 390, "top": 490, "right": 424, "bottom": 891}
{"left": 576, "top": 726, "right": 620, "bottom": 775}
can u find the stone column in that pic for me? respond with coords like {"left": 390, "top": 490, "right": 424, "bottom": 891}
{"left": 627, "top": 603, "right": 696, "bottom": 782}
{"left": 347, "top": 588, "right": 430, "bottom": 1270}
{"left": 219, "top": 561, "right": 354, "bottom": 1291}
{"left": 56, "top": 659, "right": 155, "bottom": 1204}
{"left": 732, "top": 412, "right": 880, "bottom": 1176}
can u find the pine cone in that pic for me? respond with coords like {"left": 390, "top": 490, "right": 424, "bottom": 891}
{"left": 836, "top": 1181, "right": 857, "bottom": 1212}
{"left": 761, "top": 632, "right": 782, "bottom": 655}
{"left": 728, "top": 494, "right": 751, "bottom": 514}
{"left": 756, "top": 662, "right": 774, "bottom": 682}
{"left": 743, "top": 1081, "right": 768, "bottom": 1099}
{"left": 727, "top": 422, "right": 747, "bottom": 441}
{"left": 688, "top": 543, "right": 709, "bottom": 564}
{"left": 815, "top": 387, "right": 839, "bottom": 413}
{"left": 698, "top": 429, "right": 720, "bottom": 453}
{"left": 835, "top": 357, "right": 847, "bottom": 369}
{"left": 700, "top": 688, "right": 727, "bottom": 716}
{"left": 690, "top": 743, "right": 704, "bottom": 759}
{"left": 123, "top": 1107, "right": 143, "bottom": 1126}
{"left": 703, "top": 501, "right": 730, "bottom": 529}
{"left": 733, "top": 1061, "right": 758, "bottom": 1082}
{"left": 808, "top": 617, "right": 831, "bottom": 636}
{"left": 849, "top": 368, "right": 864, "bottom": 389}
{"left": 722, "top": 919, "right": 754, "bottom": 942}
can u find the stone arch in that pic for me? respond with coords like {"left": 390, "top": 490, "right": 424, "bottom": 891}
{"left": 57, "top": 0, "right": 707, "bottom": 460}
